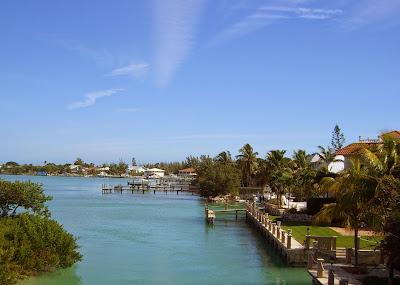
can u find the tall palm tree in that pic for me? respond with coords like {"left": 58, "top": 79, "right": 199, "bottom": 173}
{"left": 236, "top": 144, "right": 259, "bottom": 187}
{"left": 315, "top": 158, "right": 378, "bottom": 265}
{"left": 215, "top": 151, "right": 232, "bottom": 165}
{"left": 265, "top": 150, "right": 293, "bottom": 208}
{"left": 292, "top": 150, "right": 316, "bottom": 199}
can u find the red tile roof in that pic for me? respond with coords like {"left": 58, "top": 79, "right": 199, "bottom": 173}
{"left": 336, "top": 130, "right": 399, "bottom": 156}
{"left": 381, "top": 130, "right": 400, "bottom": 140}
{"left": 336, "top": 142, "right": 379, "bottom": 156}
{"left": 179, "top": 167, "right": 196, "bottom": 173}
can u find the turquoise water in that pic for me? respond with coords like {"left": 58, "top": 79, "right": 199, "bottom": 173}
{"left": 1, "top": 175, "right": 310, "bottom": 285}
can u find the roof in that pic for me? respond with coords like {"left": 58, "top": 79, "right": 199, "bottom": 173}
{"left": 335, "top": 142, "right": 379, "bottom": 156}
{"left": 381, "top": 130, "right": 400, "bottom": 140}
{"left": 145, "top": 168, "right": 165, "bottom": 172}
{"left": 129, "top": 165, "right": 146, "bottom": 171}
{"left": 336, "top": 130, "right": 400, "bottom": 156}
{"left": 179, "top": 167, "right": 196, "bottom": 173}
{"left": 310, "top": 153, "right": 322, "bottom": 163}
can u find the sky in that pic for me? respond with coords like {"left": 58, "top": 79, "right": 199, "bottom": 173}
{"left": 1, "top": 0, "right": 399, "bottom": 165}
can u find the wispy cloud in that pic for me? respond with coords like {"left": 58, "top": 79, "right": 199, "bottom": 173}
{"left": 67, "top": 89, "right": 121, "bottom": 110}
{"left": 108, "top": 63, "right": 149, "bottom": 78}
{"left": 261, "top": 6, "right": 343, "bottom": 20}
{"left": 153, "top": 0, "right": 206, "bottom": 87}
{"left": 348, "top": 0, "right": 400, "bottom": 29}
{"left": 210, "top": 4, "right": 343, "bottom": 44}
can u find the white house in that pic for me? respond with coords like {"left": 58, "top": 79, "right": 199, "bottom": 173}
{"left": 128, "top": 165, "right": 147, "bottom": 174}
{"left": 144, "top": 168, "right": 165, "bottom": 178}
{"left": 327, "top": 155, "right": 346, "bottom": 173}
{"left": 69, "top": 165, "right": 81, "bottom": 173}
{"left": 328, "top": 130, "right": 400, "bottom": 174}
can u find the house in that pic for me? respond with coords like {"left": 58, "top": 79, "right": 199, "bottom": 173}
{"left": 128, "top": 165, "right": 147, "bottom": 174}
{"left": 69, "top": 165, "right": 81, "bottom": 173}
{"left": 328, "top": 130, "right": 400, "bottom": 174}
{"left": 178, "top": 167, "right": 197, "bottom": 177}
{"left": 144, "top": 168, "right": 165, "bottom": 178}
{"left": 310, "top": 153, "right": 326, "bottom": 170}
{"left": 96, "top": 166, "right": 110, "bottom": 177}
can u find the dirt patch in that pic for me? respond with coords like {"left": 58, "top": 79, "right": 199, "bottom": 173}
{"left": 330, "top": 227, "right": 376, "bottom": 236}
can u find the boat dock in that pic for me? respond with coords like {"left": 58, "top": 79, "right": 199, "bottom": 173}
{"left": 101, "top": 183, "right": 199, "bottom": 195}
{"left": 205, "top": 207, "right": 246, "bottom": 223}
{"left": 205, "top": 201, "right": 306, "bottom": 266}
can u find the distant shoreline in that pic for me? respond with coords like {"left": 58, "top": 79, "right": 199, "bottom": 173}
{"left": 0, "top": 173, "right": 133, "bottom": 179}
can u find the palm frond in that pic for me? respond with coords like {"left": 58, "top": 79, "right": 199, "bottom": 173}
{"left": 313, "top": 203, "right": 338, "bottom": 225}
{"left": 357, "top": 148, "right": 383, "bottom": 173}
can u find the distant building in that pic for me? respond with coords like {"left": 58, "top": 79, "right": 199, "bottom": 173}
{"left": 69, "top": 165, "right": 81, "bottom": 173}
{"left": 178, "top": 167, "right": 197, "bottom": 177}
{"left": 310, "top": 153, "right": 325, "bottom": 170}
{"left": 97, "top": 166, "right": 110, "bottom": 171}
{"left": 96, "top": 166, "right": 110, "bottom": 177}
{"left": 144, "top": 168, "right": 165, "bottom": 178}
{"left": 128, "top": 165, "right": 146, "bottom": 174}
{"left": 328, "top": 130, "right": 400, "bottom": 174}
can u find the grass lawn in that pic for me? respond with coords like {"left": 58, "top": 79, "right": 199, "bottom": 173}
{"left": 268, "top": 215, "right": 281, "bottom": 222}
{"left": 207, "top": 202, "right": 245, "bottom": 210}
{"left": 281, "top": 225, "right": 382, "bottom": 249}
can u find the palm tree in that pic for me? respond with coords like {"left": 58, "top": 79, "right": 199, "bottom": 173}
{"left": 315, "top": 158, "right": 378, "bottom": 265}
{"left": 292, "top": 150, "right": 316, "bottom": 199}
{"left": 317, "top": 145, "right": 336, "bottom": 167}
{"left": 215, "top": 151, "right": 232, "bottom": 165}
{"left": 265, "top": 150, "right": 293, "bottom": 208}
{"left": 236, "top": 144, "right": 259, "bottom": 187}
{"left": 358, "top": 137, "right": 400, "bottom": 177}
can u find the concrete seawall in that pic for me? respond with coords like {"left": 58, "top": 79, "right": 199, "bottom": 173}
{"left": 245, "top": 202, "right": 306, "bottom": 266}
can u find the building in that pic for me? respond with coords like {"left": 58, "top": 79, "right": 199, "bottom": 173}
{"left": 178, "top": 167, "right": 197, "bottom": 177}
{"left": 69, "top": 164, "right": 81, "bottom": 174}
{"left": 328, "top": 130, "right": 400, "bottom": 174}
{"left": 96, "top": 166, "right": 110, "bottom": 177}
{"left": 310, "top": 153, "right": 326, "bottom": 170}
{"left": 128, "top": 165, "right": 147, "bottom": 174}
{"left": 144, "top": 168, "right": 165, "bottom": 178}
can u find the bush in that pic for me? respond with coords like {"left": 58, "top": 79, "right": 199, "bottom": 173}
{"left": 0, "top": 180, "right": 81, "bottom": 285}
{"left": 306, "top": 197, "right": 336, "bottom": 215}
{"left": 196, "top": 158, "right": 241, "bottom": 197}
{"left": 0, "top": 214, "right": 82, "bottom": 285}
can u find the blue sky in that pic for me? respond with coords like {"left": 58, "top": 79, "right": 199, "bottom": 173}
{"left": 1, "top": 0, "right": 399, "bottom": 165}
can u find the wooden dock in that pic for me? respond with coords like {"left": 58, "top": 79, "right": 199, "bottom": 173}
{"left": 204, "top": 206, "right": 246, "bottom": 224}
{"left": 101, "top": 183, "right": 199, "bottom": 195}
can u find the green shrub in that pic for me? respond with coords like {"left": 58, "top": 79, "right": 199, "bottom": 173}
{"left": 0, "top": 214, "right": 82, "bottom": 284}
{"left": 0, "top": 180, "right": 82, "bottom": 285}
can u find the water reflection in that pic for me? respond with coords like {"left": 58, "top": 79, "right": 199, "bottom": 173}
{"left": 19, "top": 265, "right": 81, "bottom": 285}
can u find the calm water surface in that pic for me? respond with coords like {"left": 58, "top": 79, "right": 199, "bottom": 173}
{"left": 1, "top": 175, "right": 310, "bottom": 285}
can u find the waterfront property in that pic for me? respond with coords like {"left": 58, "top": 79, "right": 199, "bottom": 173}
{"left": 328, "top": 130, "right": 400, "bottom": 173}
{"left": 143, "top": 167, "right": 165, "bottom": 178}
{"left": 128, "top": 165, "right": 146, "bottom": 174}
{"left": 1, "top": 175, "right": 311, "bottom": 285}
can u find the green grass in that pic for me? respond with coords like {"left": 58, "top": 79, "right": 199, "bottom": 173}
{"left": 281, "top": 225, "right": 382, "bottom": 249}
{"left": 268, "top": 215, "right": 281, "bottom": 222}
{"left": 207, "top": 202, "right": 245, "bottom": 211}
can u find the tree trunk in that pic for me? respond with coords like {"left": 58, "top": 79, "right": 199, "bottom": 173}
{"left": 354, "top": 227, "right": 359, "bottom": 266}
{"left": 277, "top": 193, "right": 281, "bottom": 208}
{"left": 388, "top": 261, "right": 394, "bottom": 285}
